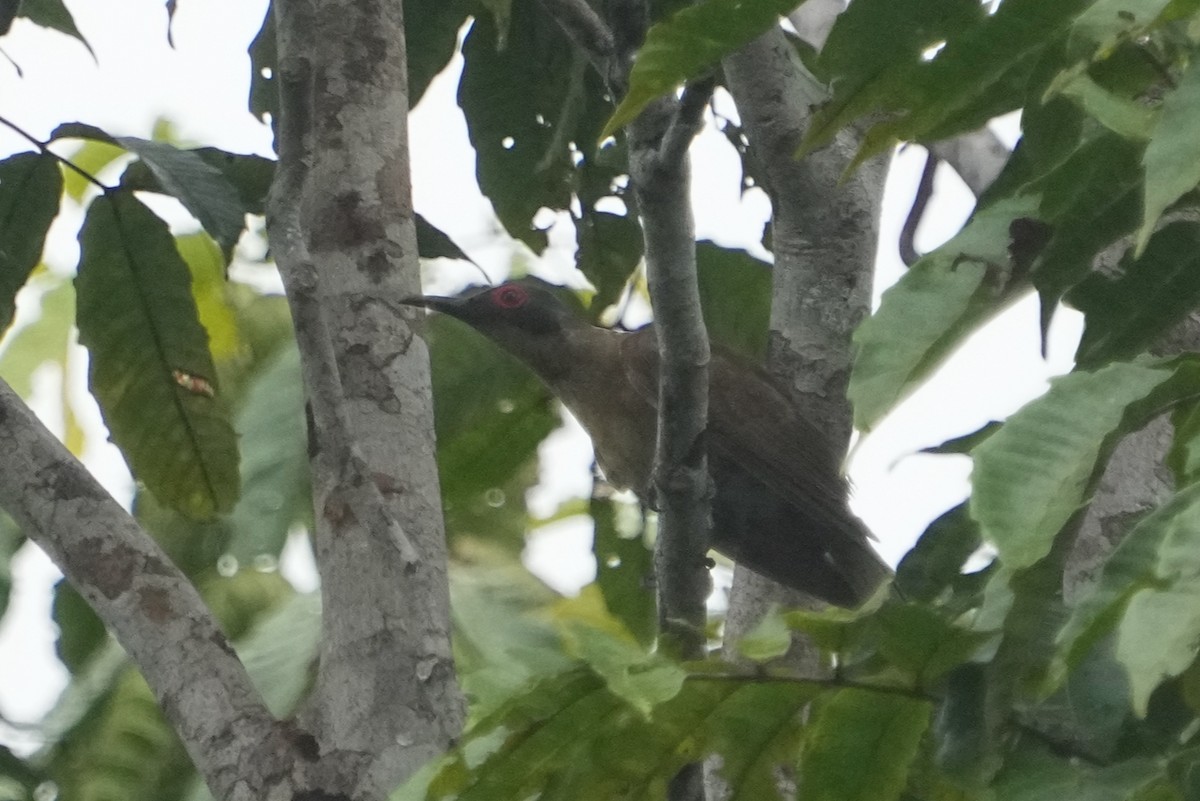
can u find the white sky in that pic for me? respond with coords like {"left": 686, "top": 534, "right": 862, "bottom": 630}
{"left": 0, "top": 0, "right": 1083, "bottom": 747}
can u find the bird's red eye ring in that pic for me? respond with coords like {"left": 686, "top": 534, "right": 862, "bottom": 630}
{"left": 492, "top": 285, "right": 529, "bottom": 309}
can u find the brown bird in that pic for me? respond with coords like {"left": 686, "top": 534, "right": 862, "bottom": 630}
{"left": 403, "top": 278, "right": 890, "bottom": 607}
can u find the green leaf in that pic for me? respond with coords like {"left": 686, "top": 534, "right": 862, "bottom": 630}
{"left": 603, "top": 0, "right": 808, "bottom": 138}
{"left": 450, "top": 560, "right": 574, "bottom": 718}
{"left": 226, "top": 346, "right": 309, "bottom": 564}
{"left": 695, "top": 241, "right": 771, "bottom": 360}
{"left": 1053, "top": 72, "right": 1159, "bottom": 140}
{"left": 970, "top": 359, "right": 1200, "bottom": 572}
{"left": 707, "top": 681, "right": 818, "bottom": 801}
{"left": 551, "top": 587, "right": 686, "bottom": 715}
{"left": 850, "top": 195, "right": 1037, "bottom": 431}
{"left": 76, "top": 193, "right": 239, "bottom": 519}
{"left": 1138, "top": 56, "right": 1200, "bottom": 255}
{"left": 116, "top": 140, "right": 247, "bottom": 256}
{"left": 1070, "top": 481, "right": 1200, "bottom": 714}
{"left": 1070, "top": 223, "right": 1200, "bottom": 370}
{"left": 405, "top": 0, "right": 474, "bottom": 107}
{"left": 798, "top": 0, "right": 986, "bottom": 158}
{"left": 0, "top": 277, "right": 75, "bottom": 400}
{"left": 235, "top": 592, "right": 321, "bottom": 717}
{"left": 868, "top": 602, "right": 993, "bottom": 684}
{"left": 52, "top": 580, "right": 107, "bottom": 673}
{"left": 576, "top": 211, "right": 643, "bottom": 318}
{"left": 853, "top": 0, "right": 1092, "bottom": 160}
{"left": 992, "top": 748, "right": 1161, "bottom": 801}
{"left": 416, "top": 213, "right": 476, "bottom": 264}
{"left": 894, "top": 503, "right": 985, "bottom": 604}
{"left": 429, "top": 311, "right": 559, "bottom": 552}
{"left": 18, "top": 0, "right": 93, "bottom": 56}
{"left": 61, "top": 137, "right": 126, "bottom": 201}
{"left": 45, "top": 668, "right": 194, "bottom": 801}
{"left": 736, "top": 605, "right": 792, "bottom": 663}
{"left": 591, "top": 494, "right": 655, "bottom": 647}
{"left": 798, "top": 689, "right": 931, "bottom": 801}
{"left": 0, "top": 153, "right": 62, "bottom": 332}
{"left": 458, "top": 5, "right": 584, "bottom": 251}
{"left": 248, "top": 4, "right": 277, "bottom": 127}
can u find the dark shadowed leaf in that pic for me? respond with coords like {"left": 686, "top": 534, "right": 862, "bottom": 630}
{"left": 116, "top": 141, "right": 246, "bottom": 256}
{"left": 1070, "top": 223, "right": 1200, "bottom": 370}
{"left": 76, "top": 193, "right": 239, "bottom": 518}
{"left": 17, "top": 0, "right": 93, "bottom": 55}
{"left": 695, "top": 241, "right": 771, "bottom": 360}
{"left": 591, "top": 494, "right": 655, "bottom": 647}
{"left": 895, "top": 503, "right": 984, "bottom": 604}
{"left": 416, "top": 213, "right": 476, "bottom": 264}
{"left": 405, "top": 0, "right": 474, "bottom": 107}
{"left": 0, "top": 152, "right": 62, "bottom": 332}
{"left": 1139, "top": 57, "right": 1200, "bottom": 253}
{"left": 991, "top": 747, "right": 1161, "bottom": 801}
{"left": 576, "top": 211, "right": 642, "bottom": 317}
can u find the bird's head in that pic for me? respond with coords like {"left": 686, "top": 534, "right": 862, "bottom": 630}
{"left": 401, "top": 278, "right": 590, "bottom": 379}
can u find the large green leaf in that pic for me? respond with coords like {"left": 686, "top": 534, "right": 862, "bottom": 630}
{"left": 1070, "top": 223, "right": 1200, "bottom": 370}
{"left": 1138, "top": 56, "right": 1200, "bottom": 255}
{"left": 849, "top": 195, "right": 1037, "bottom": 431}
{"left": 603, "top": 0, "right": 816, "bottom": 137}
{"left": 76, "top": 193, "right": 239, "bottom": 519}
{"left": 798, "top": 689, "right": 931, "bottom": 801}
{"left": 405, "top": 0, "right": 474, "bottom": 107}
{"left": 970, "top": 358, "right": 1200, "bottom": 572}
{"left": 0, "top": 152, "right": 62, "bottom": 332}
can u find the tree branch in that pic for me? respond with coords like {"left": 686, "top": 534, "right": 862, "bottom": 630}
{"left": 268, "top": 0, "right": 463, "bottom": 795}
{"left": 0, "top": 379, "right": 287, "bottom": 801}
{"left": 721, "top": 27, "right": 887, "bottom": 647}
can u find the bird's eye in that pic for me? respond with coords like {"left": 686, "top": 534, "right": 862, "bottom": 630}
{"left": 492, "top": 285, "right": 529, "bottom": 309}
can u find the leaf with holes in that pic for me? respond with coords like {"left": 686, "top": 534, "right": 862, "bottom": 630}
{"left": 76, "top": 193, "right": 239, "bottom": 519}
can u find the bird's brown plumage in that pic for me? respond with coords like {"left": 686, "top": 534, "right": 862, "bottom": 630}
{"left": 403, "top": 278, "right": 890, "bottom": 607}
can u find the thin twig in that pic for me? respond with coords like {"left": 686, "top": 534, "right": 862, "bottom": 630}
{"left": 659, "top": 77, "right": 716, "bottom": 166}
{"left": 899, "top": 149, "right": 937, "bottom": 267}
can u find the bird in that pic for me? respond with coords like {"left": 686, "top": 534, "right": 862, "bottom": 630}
{"left": 402, "top": 278, "right": 890, "bottom": 607}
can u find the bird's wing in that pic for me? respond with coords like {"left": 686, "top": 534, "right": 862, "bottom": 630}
{"left": 619, "top": 333, "right": 859, "bottom": 542}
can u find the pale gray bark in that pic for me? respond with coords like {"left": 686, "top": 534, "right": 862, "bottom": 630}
{"left": 0, "top": 380, "right": 287, "bottom": 801}
{"left": 721, "top": 26, "right": 887, "bottom": 646}
{"left": 268, "top": 0, "right": 463, "bottom": 797}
